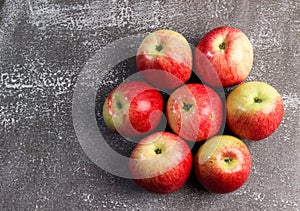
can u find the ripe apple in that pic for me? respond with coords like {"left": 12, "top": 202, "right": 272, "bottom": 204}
{"left": 102, "top": 81, "right": 164, "bottom": 137}
{"left": 129, "top": 132, "right": 192, "bottom": 194}
{"left": 166, "top": 83, "right": 223, "bottom": 142}
{"left": 194, "top": 135, "right": 252, "bottom": 194}
{"left": 226, "top": 81, "right": 284, "bottom": 141}
{"left": 194, "top": 26, "right": 253, "bottom": 87}
{"left": 136, "top": 29, "right": 193, "bottom": 91}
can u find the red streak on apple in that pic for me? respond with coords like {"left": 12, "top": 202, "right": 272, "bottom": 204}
{"left": 129, "top": 90, "right": 163, "bottom": 133}
{"left": 229, "top": 98, "right": 284, "bottom": 141}
{"left": 132, "top": 155, "right": 192, "bottom": 194}
{"left": 199, "top": 159, "right": 251, "bottom": 194}
{"left": 137, "top": 56, "right": 192, "bottom": 90}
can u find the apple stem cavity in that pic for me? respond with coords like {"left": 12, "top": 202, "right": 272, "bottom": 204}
{"left": 117, "top": 101, "right": 123, "bottom": 109}
{"left": 154, "top": 148, "right": 162, "bottom": 155}
{"left": 254, "top": 97, "right": 262, "bottom": 103}
{"left": 219, "top": 42, "right": 226, "bottom": 50}
{"left": 156, "top": 44, "right": 163, "bottom": 52}
{"left": 182, "top": 102, "right": 193, "bottom": 111}
{"left": 224, "top": 158, "right": 232, "bottom": 163}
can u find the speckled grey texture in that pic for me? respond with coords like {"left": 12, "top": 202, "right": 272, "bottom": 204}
{"left": 1, "top": 0, "right": 299, "bottom": 210}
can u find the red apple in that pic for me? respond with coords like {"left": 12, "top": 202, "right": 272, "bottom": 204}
{"left": 194, "top": 135, "right": 252, "bottom": 193}
{"left": 129, "top": 132, "right": 192, "bottom": 194}
{"left": 102, "top": 81, "right": 164, "bottom": 137}
{"left": 194, "top": 26, "right": 253, "bottom": 87}
{"left": 136, "top": 29, "right": 193, "bottom": 91}
{"left": 166, "top": 83, "right": 223, "bottom": 142}
{"left": 226, "top": 81, "right": 284, "bottom": 141}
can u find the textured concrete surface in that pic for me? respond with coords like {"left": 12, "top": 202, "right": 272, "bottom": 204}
{"left": 1, "top": 0, "right": 299, "bottom": 210}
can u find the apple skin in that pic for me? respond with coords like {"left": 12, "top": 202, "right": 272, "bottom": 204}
{"left": 226, "top": 81, "right": 284, "bottom": 141}
{"left": 136, "top": 29, "right": 192, "bottom": 91}
{"left": 194, "top": 26, "right": 253, "bottom": 87}
{"left": 166, "top": 83, "right": 223, "bottom": 142}
{"left": 102, "top": 81, "right": 164, "bottom": 137}
{"left": 129, "top": 132, "right": 192, "bottom": 194}
{"left": 194, "top": 135, "right": 252, "bottom": 194}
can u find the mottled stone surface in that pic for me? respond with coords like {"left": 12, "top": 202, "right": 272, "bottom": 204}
{"left": 0, "top": 0, "right": 299, "bottom": 210}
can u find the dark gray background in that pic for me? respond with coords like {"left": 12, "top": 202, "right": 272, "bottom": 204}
{"left": 1, "top": 0, "right": 299, "bottom": 210}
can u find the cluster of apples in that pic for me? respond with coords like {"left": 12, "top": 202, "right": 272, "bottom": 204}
{"left": 102, "top": 26, "right": 284, "bottom": 194}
